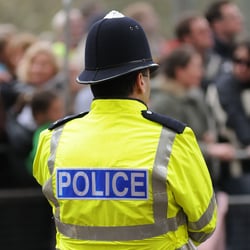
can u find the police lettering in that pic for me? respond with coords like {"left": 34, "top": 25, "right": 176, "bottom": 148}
{"left": 56, "top": 168, "right": 148, "bottom": 200}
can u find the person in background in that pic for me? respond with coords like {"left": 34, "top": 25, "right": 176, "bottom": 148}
{"left": 150, "top": 45, "right": 236, "bottom": 174}
{"left": 0, "top": 23, "right": 18, "bottom": 83}
{"left": 205, "top": 0, "right": 244, "bottom": 77}
{"left": 3, "top": 41, "right": 63, "bottom": 187}
{"left": 0, "top": 24, "right": 18, "bottom": 187}
{"left": 0, "top": 32, "right": 38, "bottom": 129}
{"left": 14, "top": 41, "right": 63, "bottom": 129}
{"left": 209, "top": 38, "right": 250, "bottom": 250}
{"left": 26, "top": 90, "right": 64, "bottom": 174}
{"left": 173, "top": 12, "right": 221, "bottom": 91}
{"left": 0, "top": 31, "right": 38, "bottom": 115}
{"left": 4, "top": 32, "right": 37, "bottom": 79}
{"left": 51, "top": 8, "right": 86, "bottom": 60}
{"left": 214, "top": 40, "right": 250, "bottom": 194}
{"left": 33, "top": 10, "right": 216, "bottom": 249}
{"left": 175, "top": 12, "right": 213, "bottom": 57}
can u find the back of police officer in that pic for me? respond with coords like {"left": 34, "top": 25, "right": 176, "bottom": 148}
{"left": 33, "top": 11, "right": 217, "bottom": 250}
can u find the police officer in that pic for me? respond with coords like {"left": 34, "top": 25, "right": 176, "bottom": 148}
{"left": 33, "top": 10, "right": 217, "bottom": 250}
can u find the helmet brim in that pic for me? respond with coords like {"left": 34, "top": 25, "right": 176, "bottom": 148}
{"left": 76, "top": 61, "right": 159, "bottom": 85}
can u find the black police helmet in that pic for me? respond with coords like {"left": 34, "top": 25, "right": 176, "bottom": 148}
{"left": 77, "top": 10, "right": 159, "bottom": 84}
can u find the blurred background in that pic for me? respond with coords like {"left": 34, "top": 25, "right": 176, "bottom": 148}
{"left": 1, "top": 0, "right": 250, "bottom": 38}
{"left": 0, "top": 1, "right": 250, "bottom": 250}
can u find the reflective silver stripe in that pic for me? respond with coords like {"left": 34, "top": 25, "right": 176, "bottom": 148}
{"left": 189, "top": 230, "right": 214, "bottom": 243}
{"left": 55, "top": 210, "right": 186, "bottom": 241}
{"left": 176, "top": 239, "right": 197, "bottom": 250}
{"left": 47, "top": 127, "right": 187, "bottom": 240}
{"left": 43, "top": 177, "right": 60, "bottom": 212}
{"left": 48, "top": 127, "right": 64, "bottom": 175}
{"left": 188, "top": 193, "right": 216, "bottom": 231}
{"left": 43, "top": 127, "right": 64, "bottom": 213}
{"left": 151, "top": 127, "right": 176, "bottom": 232}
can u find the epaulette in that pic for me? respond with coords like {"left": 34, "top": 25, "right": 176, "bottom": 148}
{"left": 141, "top": 110, "right": 186, "bottom": 134}
{"left": 48, "top": 112, "right": 88, "bottom": 130}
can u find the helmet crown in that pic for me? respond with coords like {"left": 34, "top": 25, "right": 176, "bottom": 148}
{"left": 77, "top": 10, "right": 158, "bottom": 84}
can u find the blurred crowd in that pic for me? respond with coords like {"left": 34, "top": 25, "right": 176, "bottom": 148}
{"left": 0, "top": 0, "right": 250, "bottom": 248}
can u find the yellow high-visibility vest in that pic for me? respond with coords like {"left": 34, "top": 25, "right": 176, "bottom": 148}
{"left": 33, "top": 99, "right": 217, "bottom": 250}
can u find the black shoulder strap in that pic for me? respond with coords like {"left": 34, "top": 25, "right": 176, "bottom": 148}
{"left": 48, "top": 112, "right": 88, "bottom": 130}
{"left": 141, "top": 110, "right": 186, "bottom": 134}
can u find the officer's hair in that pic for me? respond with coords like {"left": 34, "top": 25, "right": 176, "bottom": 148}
{"left": 175, "top": 12, "right": 202, "bottom": 41}
{"left": 90, "top": 69, "right": 147, "bottom": 98}
{"left": 161, "top": 45, "right": 198, "bottom": 79}
{"left": 205, "top": 0, "right": 231, "bottom": 24}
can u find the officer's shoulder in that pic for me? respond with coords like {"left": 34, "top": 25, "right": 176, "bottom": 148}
{"left": 141, "top": 110, "right": 186, "bottom": 134}
{"left": 48, "top": 112, "right": 88, "bottom": 130}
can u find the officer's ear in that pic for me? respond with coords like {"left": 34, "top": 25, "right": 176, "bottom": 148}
{"left": 134, "top": 72, "right": 147, "bottom": 95}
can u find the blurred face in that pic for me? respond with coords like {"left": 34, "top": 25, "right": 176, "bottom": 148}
{"left": 138, "top": 9, "right": 159, "bottom": 35}
{"left": 189, "top": 17, "right": 213, "bottom": 51}
{"left": 29, "top": 52, "right": 57, "bottom": 86}
{"left": 220, "top": 3, "right": 243, "bottom": 39}
{"left": 233, "top": 45, "right": 250, "bottom": 82}
{"left": 176, "top": 54, "right": 203, "bottom": 88}
{"left": 70, "top": 15, "right": 85, "bottom": 48}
